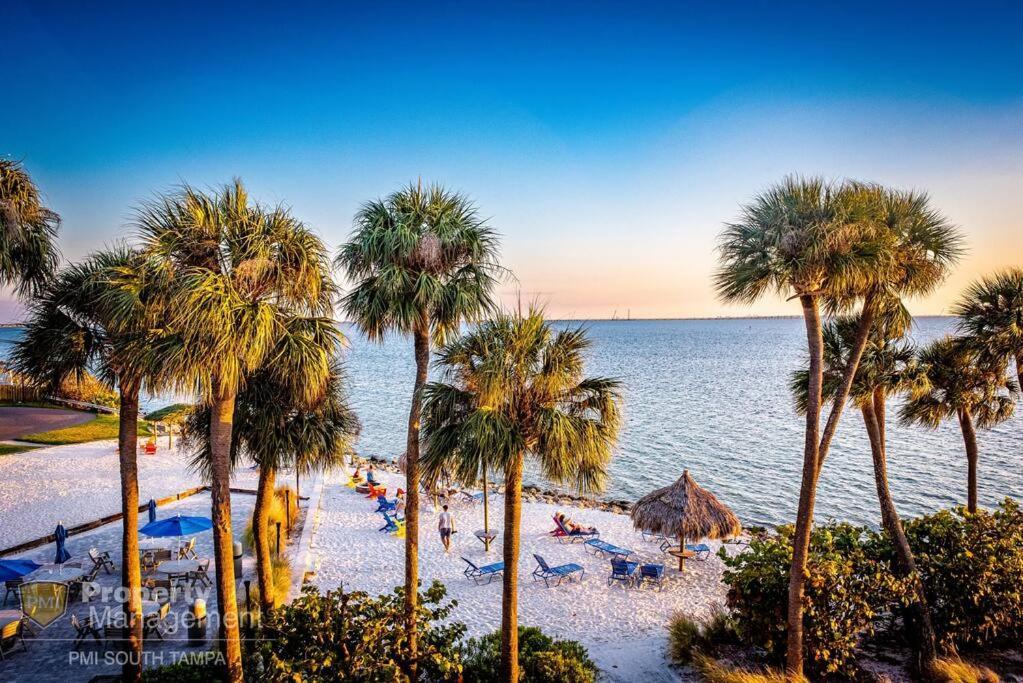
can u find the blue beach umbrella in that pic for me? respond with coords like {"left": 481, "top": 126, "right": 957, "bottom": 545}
{"left": 147, "top": 499, "right": 157, "bottom": 524}
{"left": 0, "top": 559, "right": 42, "bottom": 582}
{"left": 140, "top": 515, "right": 212, "bottom": 538}
{"left": 54, "top": 523, "right": 71, "bottom": 564}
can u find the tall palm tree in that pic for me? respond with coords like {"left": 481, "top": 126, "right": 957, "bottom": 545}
{"left": 0, "top": 159, "right": 60, "bottom": 295}
{"left": 791, "top": 310, "right": 940, "bottom": 671}
{"left": 715, "top": 177, "right": 961, "bottom": 675}
{"left": 900, "top": 337, "right": 1017, "bottom": 513}
{"left": 336, "top": 181, "right": 500, "bottom": 670}
{"left": 185, "top": 354, "right": 359, "bottom": 611}
{"left": 420, "top": 310, "right": 622, "bottom": 682}
{"left": 953, "top": 268, "right": 1023, "bottom": 390}
{"left": 11, "top": 247, "right": 164, "bottom": 682}
{"left": 135, "top": 181, "right": 335, "bottom": 682}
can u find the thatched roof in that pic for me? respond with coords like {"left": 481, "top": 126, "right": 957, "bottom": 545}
{"left": 630, "top": 470, "right": 741, "bottom": 541}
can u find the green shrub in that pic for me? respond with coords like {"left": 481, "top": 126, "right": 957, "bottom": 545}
{"left": 900, "top": 500, "right": 1023, "bottom": 651}
{"left": 668, "top": 611, "right": 738, "bottom": 665}
{"left": 142, "top": 658, "right": 225, "bottom": 682}
{"left": 249, "top": 581, "right": 465, "bottom": 681}
{"left": 462, "top": 626, "right": 597, "bottom": 683}
{"left": 721, "top": 521, "right": 908, "bottom": 678}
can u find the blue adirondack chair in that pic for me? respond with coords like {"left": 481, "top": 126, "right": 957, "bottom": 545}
{"left": 461, "top": 557, "right": 505, "bottom": 585}
{"left": 375, "top": 496, "right": 397, "bottom": 513}
{"left": 608, "top": 558, "right": 640, "bottom": 587}
{"left": 378, "top": 512, "right": 400, "bottom": 533}
{"left": 637, "top": 563, "right": 665, "bottom": 589}
{"left": 531, "top": 554, "right": 585, "bottom": 588}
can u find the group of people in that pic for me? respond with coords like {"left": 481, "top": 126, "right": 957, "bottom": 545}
{"left": 350, "top": 463, "right": 458, "bottom": 552}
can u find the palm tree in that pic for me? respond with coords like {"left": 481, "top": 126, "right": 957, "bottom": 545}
{"left": 715, "top": 177, "right": 961, "bottom": 675}
{"left": 900, "top": 337, "right": 1017, "bottom": 513}
{"left": 791, "top": 310, "right": 940, "bottom": 671}
{"left": 185, "top": 354, "right": 359, "bottom": 611}
{"left": 135, "top": 181, "right": 335, "bottom": 682}
{"left": 11, "top": 247, "right": 163, "bottom": 682}
{"left": 954, "top": 268, "right": 1023, "bottom": 390}
{"left": 0, "top": 159, "right": 60, "bottom": 295}
{"left": 336, "top": 181, "right": 500, "bottom": 670}
{"left": 420, "top": 310, "right": 622, "bottom": 682}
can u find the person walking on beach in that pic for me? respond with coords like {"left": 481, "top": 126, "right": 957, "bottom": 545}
{"left": 438, "top": 504, "right": 455, "bottom": 552}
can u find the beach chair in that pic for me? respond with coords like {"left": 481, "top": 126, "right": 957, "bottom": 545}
{"left": 70, "top": 614, "right": 102, "bottom": 650}
{"left": 608, "top": 558, "right": 640, "bottom": 587}
{"left": 142, "top": 441, "right": 157, "bottom": 455}
{"left": 143, "top": 602, "right": 171, "bottom": 640}
{"left": 375, "top": 496, "right": 397, "bottom": 513}
{"left": 637, "top": 563, "right": 665, "bottom": 590}
{"left": 379, "top": 512, "right": 403, "bottom": 534}
{"left": 685, "top": 543, "right": 711, "bottom": 560}
{"left": 177, "top": 537, "right": 198, "bottom": 560}
{"left": 88, "top": 548, "right": 116, "bottom": 574}
{"left": 461, "top": 557, "right": 505, "bottom": 585}
{"left": 549, "top": 515, "right": 600, "bottom": 543}
{"left": 531, "top": 554, "right": 585, "bottom": 588}
{"left": 188, "top": 558, "right": 212, "bottom": 588}
{"left": 365, "top": 484, "right": 386, "bottom": 499}
{"left": 0, "top": 618, "right": 28, "bottom": 659}
{"left": 584, "top": 538, "right": 632, "bottom": 560}
{"left": 145, "top": 577, "right": 176, "bottom": 603}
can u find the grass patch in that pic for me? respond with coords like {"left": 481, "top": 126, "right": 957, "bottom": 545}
{"left": 144, "top": 403, "right": 192, "bottom": 422}
{"left": 0, "top": 444, "right": 36, "bottom": 456}
{"left": 20, "top": 413, "right": 152, "bottom": 445}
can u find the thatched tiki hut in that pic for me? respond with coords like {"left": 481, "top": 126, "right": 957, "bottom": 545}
{"left": 631, "top": 469, "right": 741, "bottom": 570}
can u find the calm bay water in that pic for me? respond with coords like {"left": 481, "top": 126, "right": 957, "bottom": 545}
{"left": 3, "top": 319, "right": 1021, "bottom": 527}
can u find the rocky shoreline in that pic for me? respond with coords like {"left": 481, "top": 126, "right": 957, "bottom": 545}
{"left": 358, "top": 456, "right": 634, "bottom": 515}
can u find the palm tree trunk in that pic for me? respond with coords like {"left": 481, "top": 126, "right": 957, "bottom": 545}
{"left": 118, "top": 380, "right": 143, "bottom": 683}
{"left": 862, "top": 393, "right": 938, "bottom": 672}
{"left": 785, "top": 294, "right": 824, "bottom": 677}
{"left": 210, "top": 387, "right": 243, "bottom": 682}
{"left": 253, "top": 466, "right": 276, "bottom": 613}
{"left": 1015, "top": 351, "right": 1023, "bottom": 397}
{"left": 957, "top": 407, "right": 980, "bottom": 513}
{"left": 404, "top": 322, "right": 430, "bottom": 677}
{"left": 817, "top": 291, "right": 876, "bottom": 466}
{"left": 500, "top": 453, "right": 524, "bottom": 683}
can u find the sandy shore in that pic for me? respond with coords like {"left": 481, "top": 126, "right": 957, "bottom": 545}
{"left": 310, "top": 468, "right": 737, "bottom": 681}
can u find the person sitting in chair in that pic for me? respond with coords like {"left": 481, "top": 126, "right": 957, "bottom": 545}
{"left": 350, "top": 467, "right": 363, "bottom": 483}
{"left": 558, "top": 512, "right": 595, "bottom": 534}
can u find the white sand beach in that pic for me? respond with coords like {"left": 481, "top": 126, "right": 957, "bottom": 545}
{"left": 310, "top": 468, "right": 735, "bottom": 682}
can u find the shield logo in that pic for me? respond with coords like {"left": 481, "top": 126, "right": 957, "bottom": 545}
{"left": 20, "top": 581, "right": 69, "bottom": 629}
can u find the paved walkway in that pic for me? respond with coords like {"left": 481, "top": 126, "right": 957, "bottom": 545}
{"left": 0, "top": 407, "right": 95, "bottom": 440}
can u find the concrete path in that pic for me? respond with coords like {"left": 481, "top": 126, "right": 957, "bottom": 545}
{"left": 0, "top": 406, "right": 95, "bottom": 440}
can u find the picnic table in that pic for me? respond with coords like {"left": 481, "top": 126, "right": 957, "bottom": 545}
{"left": 156, "top": 560, "right": 199, "bottom": 575}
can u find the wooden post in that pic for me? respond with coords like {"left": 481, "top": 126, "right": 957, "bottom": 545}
{"left": 285, "top": 490, "right": 291, "bottom": 531}
{"left": 482, "top": 461, "right": 491, "bottom": 552}
{"left": 276, "top": 522, "right": 282, "bottom": 556}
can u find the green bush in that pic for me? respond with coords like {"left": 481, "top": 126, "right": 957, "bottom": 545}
{"left": 721, "top": 521, "right": 908, "bottom": 678}
{"left": 462, "top": 626, "right": 597, "bottom": 683}
{"left": 249, "top": 581, "right": 465, "bottom": 681}
{"left": 667, "top": 611, "right": 738, "bottom": 665}
{"left": 899, "top": 499, "right": 1023, "bottom": 651}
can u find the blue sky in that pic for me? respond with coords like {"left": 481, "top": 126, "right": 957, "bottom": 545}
{"left": 3, "top": 1, "right": 1022, "bottom": 319}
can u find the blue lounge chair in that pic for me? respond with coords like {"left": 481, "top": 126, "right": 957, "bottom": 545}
{"left": 608, "top": 558, "right": 639, "bottom": 587}
{"left": 461, "top": 557, "right": 505, "bottom": 585}
{"left": 584, "top": 538, "right": 632, "bottom": 559}
{"left": 375, "top": 496, "right": 397, "bottom": 513}
{"left": 549, "top": 515, "right": 599, "bottom": 544}
{"left": 685, "top": 543, "right": 711, "bottom": 560}
{"left": 637, "top": 563, "right": 665, "bottom": 589}
{"left": 532, "top": 554, "right": 585, "bottom": 588}
{"left": 378, "top": 512, "right": 400, "bottom": 533}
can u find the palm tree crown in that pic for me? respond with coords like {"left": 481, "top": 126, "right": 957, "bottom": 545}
{"left": 953, "top": 268, "right": 1023, "bottom": 387}
{"left": 0, "top": 159, "right": 61, "bottom": 295}
{"left": 900, "top": 337, "right": 1017, "bottom": 430}
{"left": 420, "top": 311, "right": 622, "bottom": 491}
{"left": 336, "top": 181, "right": 501, "bottom": 340}
{"left": 135, "top": 180, "right": 337, "bottom": 400}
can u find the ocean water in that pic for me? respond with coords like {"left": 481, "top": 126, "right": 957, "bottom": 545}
{"left": 4, "top": 319, "right": 1021, "bottom": 527}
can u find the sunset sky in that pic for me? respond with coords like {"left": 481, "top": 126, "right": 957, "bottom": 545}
{"left": 3, "top": 1, "right": 1021, "bottom": 321}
